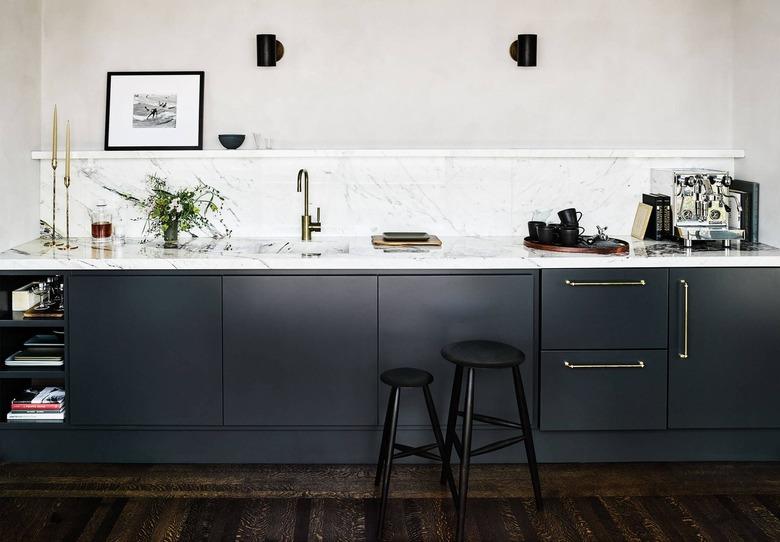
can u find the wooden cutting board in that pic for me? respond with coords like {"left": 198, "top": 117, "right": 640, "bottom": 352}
{"left": 371, "top": 235, "right": 443, "bottom": 247}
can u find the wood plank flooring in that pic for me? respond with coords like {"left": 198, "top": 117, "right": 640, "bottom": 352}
{"left": 0, "top": 463, "right": 779, "bottom": 541}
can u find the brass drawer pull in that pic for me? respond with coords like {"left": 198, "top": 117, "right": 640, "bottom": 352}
{"left": 564, "top": 280, "right": 646, "bottom": 287}
{"left": 564, "top": 361, "right": 646, "bottom": 369}
{"left": 679, "top": 279, "right": 689, "bottom": 359}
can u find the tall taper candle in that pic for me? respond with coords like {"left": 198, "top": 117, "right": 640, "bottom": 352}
{"left": 45, "top": 106, "right": 61, "bottom": 247}
{"left": 51, "top": 105, "right": 58, "bottom": 166}
{"left": 65, "top": 120, "right": 71, "bottom": 179}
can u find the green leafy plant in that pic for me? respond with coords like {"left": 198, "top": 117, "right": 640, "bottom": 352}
{"left": 112, "top": 174, "right": 232, "bottom": 240}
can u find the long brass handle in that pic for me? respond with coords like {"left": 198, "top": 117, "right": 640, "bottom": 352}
{"left": 564, "top": 361, "right": 645, "bottom": 369}
{"left": 679, "top": 279, "right": 689, "bottom": 359}
{"left": 564, "top": 280, "right": 646, "bottom": 287}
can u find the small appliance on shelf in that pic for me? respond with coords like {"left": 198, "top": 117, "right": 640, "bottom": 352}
{"left": 651, "top": 169, "right": 745, "bottom": 248}
{"left": 21, "top": 277, "right": 65, "bottom": 319}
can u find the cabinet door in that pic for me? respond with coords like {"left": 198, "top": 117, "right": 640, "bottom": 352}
{"left": 69, "top": 275, "right": 222, "bottom": 426}
{"left": 223, "top": 276, "right": 377, "bottom": 426}
{"left": 540, "top": 350, "right": 667, "bottom": 431}
{"left": 669, "top": 268, "right": 780, "bottom": 428}
{"left": 379, "top": 274, "right": 536, "bottom": 426}
{"left": 542, "top": 269, "right": 668, "bottom": 350}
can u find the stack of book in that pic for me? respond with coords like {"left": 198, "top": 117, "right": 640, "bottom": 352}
{"left": 4, "top": 334, "right": 64, "bottom": 367}
{"left": 7, "top": 387, "right": 65, "bottom": 423}
{"left": 642, "top": 194, "right": 672, "bottom": 240}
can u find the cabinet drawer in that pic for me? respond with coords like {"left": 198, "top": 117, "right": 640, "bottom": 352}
{"left": 540, "top": 350, "right": 667, "bottom": 431}
{"left": 542, "top": 269, "right": 668, "bottom": 349}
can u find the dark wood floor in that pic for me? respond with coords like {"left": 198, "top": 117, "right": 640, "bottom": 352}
{"left": 0, "top": 463, "right": 779, "bottom": 541}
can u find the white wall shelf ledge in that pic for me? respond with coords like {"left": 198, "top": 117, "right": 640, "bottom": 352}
{"left": 31, "top": 149, "right": 746, "bottom": 160}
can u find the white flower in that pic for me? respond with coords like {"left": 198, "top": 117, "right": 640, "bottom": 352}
{"left": 167, "top": 198, "right": 182, "bottom": 213}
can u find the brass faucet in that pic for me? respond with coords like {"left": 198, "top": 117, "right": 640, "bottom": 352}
{"left": 296, "top": 169, "right": 321, "bottom": 241}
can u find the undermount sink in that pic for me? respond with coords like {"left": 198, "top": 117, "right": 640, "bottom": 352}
{"left": 253, "top": 239, "right": 349, "bottom": 256}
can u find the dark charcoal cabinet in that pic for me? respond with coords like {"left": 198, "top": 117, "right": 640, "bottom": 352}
{"left": 669, "top": 268, "right": 780, "bottom": 429}
{"left": 379, "top": 274, "right": 536, "bottom": 426}
{"left": 542, "top": 269, "right": 668, "bottom": 350}
{"left": 223, "top": 276, "right": 377, "bottom": 426}
{"left": 540, "top": 350, "right": 667, "bottom": 431}
{"left": 69, "top": 275, "right": 222, "bottom": 426}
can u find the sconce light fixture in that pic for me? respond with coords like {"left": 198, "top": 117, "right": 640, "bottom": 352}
{"left": 257, "top": 34, "right": 284, "bottom": 66}
{"left": 510, "top": 34, "right": 537, "bottom": 66}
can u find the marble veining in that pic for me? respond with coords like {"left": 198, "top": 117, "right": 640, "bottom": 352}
{"left": 38, "top": 156, "right": 735, "bottom": 239}
{"left": 2, "top": 236, "right": 779, "bottom": 271}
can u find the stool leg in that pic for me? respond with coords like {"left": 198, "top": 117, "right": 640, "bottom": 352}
{"left": 423, "top": 384, "right": 457, "bottom": 502}
{"left": 512, "top": 365, "right": 543, "bottom": 511}
{"left": 440, "top": 365, "right": 464, "bottom": 485}
{"left": 375, "top": 389, "right": 395, "bottom": 486}
{"left": 456, "top": 368, "right": 475, "bottom": 542}
{"left": 378, "top": 386, "right": 401, "bottom": 535}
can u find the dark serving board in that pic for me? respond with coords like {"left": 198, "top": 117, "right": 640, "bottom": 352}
{"left": 523, "top": 237, "right": 629, "bottom": 254}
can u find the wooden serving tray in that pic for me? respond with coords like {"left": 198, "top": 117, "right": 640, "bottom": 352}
{"left": 372, "top": 235, "right": 442, "bottom": 248}
{"left": 23, "top": 305, "right": 65, "bottom": 319}
{"left": 523, "top": 237, "right": 629, "bottom": 254}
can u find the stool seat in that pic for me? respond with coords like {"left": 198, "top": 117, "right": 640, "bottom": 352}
{"left": 380, "top": 367, "right": 434, "bottom": 388}
{"left": 441, "top": 340, "right": 524, "bottom": 368}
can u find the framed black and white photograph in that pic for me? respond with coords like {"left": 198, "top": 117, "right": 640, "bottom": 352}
{"left": 104, "top": 71, "right": 204, "bottom": 150}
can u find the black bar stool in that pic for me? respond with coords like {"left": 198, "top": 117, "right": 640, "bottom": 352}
{"left": 439, "top": 340, "right": 542, "bottom": 542}
{"left": 375, "top": 367, "right": 456, "bottom": 535}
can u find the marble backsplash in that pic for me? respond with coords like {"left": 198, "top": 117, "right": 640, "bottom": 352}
{"left": 39, "top": 156, "right": 734, "bottom": 238}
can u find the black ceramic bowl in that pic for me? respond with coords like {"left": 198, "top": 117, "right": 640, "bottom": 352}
{"left": 218, "top": 134, "right": 245, "bottom": 149}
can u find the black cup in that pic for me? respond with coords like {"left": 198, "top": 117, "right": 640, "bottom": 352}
{"left": 559, "top": 227, "right": 580, "bottom": 246}
{"left": 538, "top": 225, "right": 556, "bottom": 245}
{"left": 558, "top": 208, "right": 583, "bottom": 227}
{"left": 528, "top": 221, "right": 546, "bottom": 241}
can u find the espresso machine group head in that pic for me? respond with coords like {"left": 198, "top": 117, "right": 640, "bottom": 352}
{"left": 651, "top": 169, "right": 745, "bottom": 248}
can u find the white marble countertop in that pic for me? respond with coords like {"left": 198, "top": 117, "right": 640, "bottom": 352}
{"left": 1, "top": 236, "right": 779, "bottom": 271}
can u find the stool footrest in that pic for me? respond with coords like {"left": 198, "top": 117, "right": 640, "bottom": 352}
{"left": 393, "top": 442, "right": 441, "bottom": 461}
{"left": 470, "top": 435, "right": 525, "bottom": 457}
{"left": 457, "top": 411, "right": 523, "bottom": 430}
{"left": 451, "top": 433, "right": 525, "bottom": 459}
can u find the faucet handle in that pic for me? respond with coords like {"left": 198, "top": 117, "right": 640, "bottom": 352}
{"left": 316, "top": 207, "right": 321, "bottom": 223}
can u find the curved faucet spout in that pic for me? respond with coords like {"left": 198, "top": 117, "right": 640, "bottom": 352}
{"left": 297, "top": 169, "right": 309, "bottom": 214}
{"left": 296, "top": 169, "right": 321, "bottom": 241}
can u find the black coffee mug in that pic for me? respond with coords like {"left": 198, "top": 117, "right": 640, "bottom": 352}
{"left": 538, "top": 225, "right": 556, "bottom": 245}
{"left": 558, "top": 208, "right": 583, "bottom": 226}
{"left": 528, "top": 221, "right": 546, "bottom": 241}
{"left": 559, "top": 227, "right": 580, "bottom": 246}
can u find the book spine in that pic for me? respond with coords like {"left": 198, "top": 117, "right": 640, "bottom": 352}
{"left": 654, "top": 204, "right": 664, "bottom": 240}
{"left": 661, "top": 203, "right": 672, "bottom": 238}
{"left": 11, "top": 403, "right": 63, "bottom": 411}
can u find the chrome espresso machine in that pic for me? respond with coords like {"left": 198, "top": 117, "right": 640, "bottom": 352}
{"left": 651, "top": 169, "right": 745, "bottom": 247}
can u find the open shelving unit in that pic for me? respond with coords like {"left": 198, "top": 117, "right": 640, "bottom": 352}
{"left": 0, "top": 273, "right": 67, "bottom": 429}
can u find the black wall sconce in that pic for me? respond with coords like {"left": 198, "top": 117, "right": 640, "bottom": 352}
{"left": 257, "top": 34, "right": 285, "bottom": 66}
{"left": 510, "top": 34, "right": 537, "bottom": 66}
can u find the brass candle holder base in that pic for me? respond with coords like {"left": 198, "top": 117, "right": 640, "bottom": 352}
{"left": 46, "top": 163, "right": 62, "bottom": 247}
{"left": 57, "top": 174, "right": 77, "bottom": 251}
{"left": 57, "top": 242, "right": 79, "bottom": 250}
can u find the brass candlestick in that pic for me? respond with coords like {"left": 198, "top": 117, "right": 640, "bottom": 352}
{"left": 58, "top": 175, "right": 78, "bottom": 251}
{"left": 44, "top": 106, "right": 62, "bottom": 247}
{"left": 58, "top": 120, "right": 77, "bottom": 251}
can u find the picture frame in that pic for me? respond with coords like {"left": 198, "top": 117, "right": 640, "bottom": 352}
{"left": 104, "top": 71, "right": 204, "bottom": 151}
